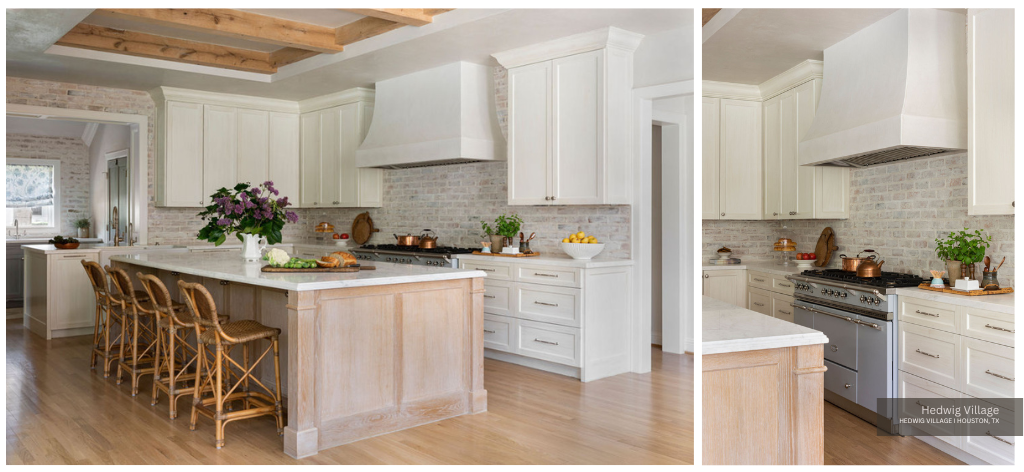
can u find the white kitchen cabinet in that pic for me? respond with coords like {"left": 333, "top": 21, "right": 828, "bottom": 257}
{"left": 967, "top": 9, "right": 1015, "bottom": 216}
{"left": 747, "top": 287, "right": 771, "bottom": 316}
{"left": 702, "top": 269, "right": 746, "bottom": 308}
{"left": 7, "top": 245, "right": 25, "bottom": 306}
{"left": 743, "top": 270, "right": 796, "bottom": 323}
{"left": 236, "top": 108, "right": 269, "bottom": 187}
{"left": 157, "top": 101, "right": 204, "bottom": 207}
{"left": 704, "top": 98, "right": 762, "bottom": 220}
{"left": 23, "top": 248, "right": 100, "bottom": 339}
{"left": 702, "top": 97, "right": 722, "bottom": 219}
{"left": 500, "top": 33, "right": 637, "bottom": 206}
{"left": 299, "top": 111, "right": 321, "bottom": 207}
{"left": 299, "top": 101, "right": 381, "bottom": 208}
{"left": 202, "top": 105, "right": 239, "bottom": 201}
{"left": 268, "top": 112, "right": 300, "bottom": 206}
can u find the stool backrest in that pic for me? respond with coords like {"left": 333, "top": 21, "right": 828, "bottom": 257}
{"left": 81, "top": 260, "right": 108, "bottom": 298}
{"left": 105, "top": 265, "right": 135, "bottom": 304}
{"left": 177, "top": 280, "right": 223, "bottom": 332}
{"left": 137, "top": 273, "right": 184, "bottom": 324}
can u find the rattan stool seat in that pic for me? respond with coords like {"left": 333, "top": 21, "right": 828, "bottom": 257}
{"left": 199, "top": 320, "right": 280, "bottom": 345}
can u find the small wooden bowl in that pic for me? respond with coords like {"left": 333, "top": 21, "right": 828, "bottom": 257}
{"left": 54, "top": 242, "right": 80, "bottom": 250}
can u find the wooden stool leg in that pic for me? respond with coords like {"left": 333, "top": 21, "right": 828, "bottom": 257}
{"left": 190, "top": 340, "right": 204, "bottom": 432}
{"left": 103, "top": 302, "right": 114, "bottom": 378}
{"left": 214, "top": 343, "right": 225, "bottom": 449}
{"left": 167, "top": 326, "right": 178, "bottom": 419}
{"left": 116, "top": 304, "right": 127, "bottom": 385}
{"left": 91, "top": 301, "right": 102, "bottom": 370}
{"left": 152, "top": 317, "right": 163, "bottom": 406}
{"left": 130, "top": 311, "right": 141, "bottom": 396}
{"left": 242, "top": 342, "right": 251, "bottom": 410}
{"left": 273, "top": 337, "right": 284, "bottom": 435}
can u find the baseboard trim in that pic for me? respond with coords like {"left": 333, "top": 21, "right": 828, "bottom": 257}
{"left": 484, "top": 349, "right": 580, "bottom": 379}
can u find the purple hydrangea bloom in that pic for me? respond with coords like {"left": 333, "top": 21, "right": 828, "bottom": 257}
{"left": 216, "top": 218, "right": 231, "bottom": 226}
{"left": 286, "top": 211, "right": 298, "bottom": 223}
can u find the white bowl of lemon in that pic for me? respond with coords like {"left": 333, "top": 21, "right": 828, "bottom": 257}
{"left": 560, "top": 231, "right": 605, "bottom": 260}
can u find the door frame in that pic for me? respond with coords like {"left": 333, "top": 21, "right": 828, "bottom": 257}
{"left": 7, "top": 104, "right": 148, "bottom": 244}
{"left": 631, "top": 80, "right": 695, "bottom": 371}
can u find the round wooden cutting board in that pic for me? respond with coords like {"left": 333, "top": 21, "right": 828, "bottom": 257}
{"left": 352, "top": 212, "right": 379, "bottom": 245}
{"left": 814, "top": 227, "right": 838, "bottom": 267}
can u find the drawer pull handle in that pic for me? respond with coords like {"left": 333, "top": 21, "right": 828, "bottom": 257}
{"left": 483, "top": 329, "right": 496, "bottom": 334}
{"left": 171, "top": 271, "right": 180, "bottom": 276}
{"left": 778, "top": 283, "right": 791, "bottom": 287}
{"left": 483, "top": 295, "right": 495, "bottom": 299}
{"left": 984, "top": 324, "right": 1014, "bottom": 333}
{"left": 62, "top": 254, "right": 87, "bottom": 258}
{"left": 915, "top": 310, "right": 940, "bottom": 317}
{"left": 753, "top": 302, "right": 765, "bottom": 307}
{"left": 533, "top": 273, "right": 558, "bottom": 278}
{"left": 830, "top": 344, "right": 838, "bottom": 352}
{"left": 986, "top": 431, "right": 1013, "bottom": 445}
{"left": 985, "top": 370, "right": 1014, "bottom": 382}
{"left": 533, "top": 338, "right": 559, "bottom": 346}
{"left": 753, "top": 278, "right": 765, "bottom": 282}
{"left": 844, "top": 383, "right": 852, "bottom": 389}
{"left": 478, "top": 268, "right": 495, "bottom": 272}
{"left": 778, "top": 310, "right": 791, "bottom": 315}
{"left": 915, "top": 400, "right": 928, "bottom": 408}
{"left": 534, "top": 301, "right": 559, "bottom": 307}
{"left": 915, "top": 349, "right": 940, "bottom": 359}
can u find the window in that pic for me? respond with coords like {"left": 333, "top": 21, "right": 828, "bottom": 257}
{"left": 6, "top": 158, "right": 61, "bottom": 230}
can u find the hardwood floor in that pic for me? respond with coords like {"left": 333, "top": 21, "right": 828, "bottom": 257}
{"left": 824, "top": 401, "right": 963, "bottom": 465}
{"left": 5, "top": 316, "right": 693, "bottom": 464}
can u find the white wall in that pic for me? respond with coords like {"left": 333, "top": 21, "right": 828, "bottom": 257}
{"left": 634, "top": 21, "right": 695, "bottom": 88}
{"left": 87, "top": 123, "right": 130, "bottom": 242}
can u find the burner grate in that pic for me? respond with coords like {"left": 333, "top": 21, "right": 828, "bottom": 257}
{"left": 800, "top": 269, "right": 925, "bottom": 288}
{"left": 356, "top": 244, "right": 476, "bottom": 255}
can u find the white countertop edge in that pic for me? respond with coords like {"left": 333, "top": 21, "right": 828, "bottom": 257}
{"left": 455, "top": 253, "right": 633, "bottom": 268}
{"left": 703, "top": 332, "right": 830, "bottom": 355}
{"left": 703, "top": 260, "right": 812, "bottom": 276}
{"left": 888, "top": 287, "right": 1014, "bottom": 315}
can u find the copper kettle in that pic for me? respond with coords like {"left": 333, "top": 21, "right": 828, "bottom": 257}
{"left": 856, "top": 259, "right": 885, "bottom": 278}
{"left": 418, "top": 229, "right": 438, "bottom": 249}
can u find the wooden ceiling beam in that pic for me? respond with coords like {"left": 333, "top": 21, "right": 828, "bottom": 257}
{"left": 269, "top": 48, "right": 320, "bottom": 68}
{"left": 702, "top": 9, "right": 722, "bottom": 27}
{"left": 92, "top": 9, "right": 345, "bottom": 53}
{"left": 343, "top": 9, "right": 435, "bottom": 26}
{"left": 334, "top": 17, "right": 406, "bottom": 46}
{"left": 56, "top": 23, "right": 278, "bottom": 74}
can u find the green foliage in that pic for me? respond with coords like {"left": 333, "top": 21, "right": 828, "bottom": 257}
{"left": 493, "top": 214, "right": 524, "bottom": 239}
{"left": 73, "top": 218, "right": 90, "bottom": 229}
{"left": 48, "top": 235, "right": 78, "bottom": 244}
{"left": 196, "top": 181, "right": 296, "bottom": 246}
{"left": 934, "top": 227, "right": 992, "bottom": 265}
{"left": 480, "top": 221, "right": 495, "bottom": 238}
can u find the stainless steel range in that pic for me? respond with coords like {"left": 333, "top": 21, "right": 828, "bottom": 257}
{"left": 786, "top": 269, "right": 925, "bottom": 432}
{"left": 349, "top": 244, "right": 476, "bottom": 268}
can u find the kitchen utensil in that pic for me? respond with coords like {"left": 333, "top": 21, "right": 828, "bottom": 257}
{"left": 855, "top": 258, "right": 885, "bottom": 277}
{"left": 984, "top": 255, "right": 991, "bottom": 271}
{"left": 561, "top": 242, "right": 605, "bottom": 260}
{"left": 527, "top": 232, "right": 536, "bottom": 242}
{"left": 981, "top": 270, "right": 1000, "bottom": 290}
{"left": 840, "top": 249, "right": 877, "bottom": 272}
{"left": 996, "top": 256, "right": 1006, "bottom": 271}
{"left": 394, "top": 234, "right": 420, "bottom": 246}
{"left": 351, "top": 212, "right": 380, "bottom": 245}
{"left": 813, "top": 227, "right": 838, "bottom": 267}
{"left": 418, "top": 229, "right": 438, "bottom": 249}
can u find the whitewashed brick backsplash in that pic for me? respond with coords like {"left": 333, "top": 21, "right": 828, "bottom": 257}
{"left": 6, "top": 133, "right": 91, "bottom": 234}
{"left": 703, "top": 153, "right": 1014, "bottom": 287}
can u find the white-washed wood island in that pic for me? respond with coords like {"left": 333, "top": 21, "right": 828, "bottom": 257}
{"left": 111, "top": 253, "right": 488, "bottom": 458}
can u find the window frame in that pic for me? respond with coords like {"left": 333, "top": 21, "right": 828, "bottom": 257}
{"left": 6, "top": 157, "right": 62, "bottom": 232}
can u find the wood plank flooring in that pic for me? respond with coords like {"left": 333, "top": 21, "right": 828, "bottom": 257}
{"left": 5, "top": 317, "right": 693, "bottom": 464}
{"left": 824, "top": 401, "right": 963, "bottom": 465}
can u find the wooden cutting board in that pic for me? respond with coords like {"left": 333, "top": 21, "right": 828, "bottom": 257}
{"left": 352, "top": 212, "right": 379, "bottom": 245}
{"left": 261, "top": 265, "right": 375, "bottom": 273}
{"left": 814, "top": 227, "right": 838, "bottom": 267}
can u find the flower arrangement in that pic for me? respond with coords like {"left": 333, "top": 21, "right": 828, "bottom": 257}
{"left": 197, "top": 181, "right": 298, "bottom": 245}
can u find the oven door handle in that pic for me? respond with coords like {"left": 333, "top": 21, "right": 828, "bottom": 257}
{"left": 792, "top": 303, "right": 882, "bottom": 330}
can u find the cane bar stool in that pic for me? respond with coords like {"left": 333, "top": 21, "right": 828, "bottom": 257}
{"left": 83, "top": 260, "right": 122, "bottom": 378}
{"left": 105, "top": 266, "right": 157, "bottom": 396}
{"left": 137, "top": 273, "right": 203, "bottom": 419}
{"left": 178, "top": 280, "right": 284, "bottom": 449}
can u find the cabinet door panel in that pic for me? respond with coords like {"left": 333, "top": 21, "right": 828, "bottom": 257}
{"left": 357, "top": 104, "right": 383, "bottom": 207}
{"left": 319, "top": 107, "right": 342, "bottom": 206}
{"left": 791, "top": 80, "right": 817, "bottom": 218}
{"left": 762, "top": 96, "right": 780, "bottom": 219}
{"left": 747, "top": 287, "right": 771, "bottom": 315}
{"left": 299, "top": 112, "right": 321, "bottom": 207}
{"left": 702, "top": 97, "right": 721, "bottom": 219}
{"left": 778, "top": 91, "right": 802, "bottom": 219}
{"left": 702, "top": 270, "right": 746, "bottom": 307}
{"left": 164, "top": 101, "right": 204, "bottom": 206}
{"left": 203, "top": 105, "right": 238, "bottom": 202}
{"left": 718, "top": 99, "right": 762, "bottom": 219}
{"left": 268, "top": 112, "right": 300, "bottom": 207}
{"left": 552, "top": 50, "right": 603, "bottom": 204}
{"left": 51, "top": 253, "right": 99, "bottom": 330}
{"left": 236, "top": 108, "right": 269, "bottom": 187}
{"left": 337, "top": 103, "right": 360, "bottom": 207}
{"left": 508, "top": 62, "right": 552, "bottom": 205}
{"left": 815, "top": 167, "right": 850, "bottom": 218}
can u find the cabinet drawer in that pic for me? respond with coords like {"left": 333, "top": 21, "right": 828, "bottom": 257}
{"left": 481, "top": 280, "right": 512, "bottom": 316}
{"left": 771, "top": 274, "right": 794, "bottom": 293}
{"left": 771, "top": 292, "right": 795, "bottom": 323}
{"left": 899, "top": 322, "right": 959, "bottom": 390}
{"left": 960, "top": 337, "right": 1014, "bottom": 399}
{"left": 900, "top": 296, "right": 957, "bottom": 333}
{"left": 515, "top": 283, "right": 581, "bottom": 327}
{"left": 960, "top": 306, "right": 1014, "bottom": 347}
{"left": 961, "top": 396, "right": 1015, "bottom": 465}
{"left": 460, "top": 260, "right": 512, "bottom": 281}
{"left": 824, "top": 359, "right": 857, "bottom": 404}
{"left": 516, "top": 264, "right": 580, "bottom": 288}
{"left": 747, "top": 287, "right": 771, "bottom": 315}
{"left": 483, "top": 314, "right": 515, "bottom": 353}
{"left": 899, "top": 372, "right": 961, "bottom": 446}
{"left": 747, "top": 270, "right": 772, "bottom": 291}
{"left": 516, "top": 319, "right": 580, "bottom": 367}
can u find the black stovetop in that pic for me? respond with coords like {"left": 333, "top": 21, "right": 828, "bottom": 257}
{"left": 800, "top": 269, "right": 926, "bottom": 288}
{"left": 355, "top": 244, "right": 476, "bottom": 255}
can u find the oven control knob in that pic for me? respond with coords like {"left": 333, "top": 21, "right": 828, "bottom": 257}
{"left": 840, "top": 292, "right": 847, "bottom": 298}
{"left": 860, "top": 296, "right": 867, "bottom": 302}
{"left": 821, "top": 289, "right": 827, "bottom": 295}
{"left": 874, "top": 298, "right": 881, "bottom": 305}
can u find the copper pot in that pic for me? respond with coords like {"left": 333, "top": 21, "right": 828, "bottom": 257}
{"left": 856, "top": 259, "right": 885, "bottom": 278}
{"left": 840, "top": 250, "right": 877, "bottom": 272}
{"left": 394, "top": 233, "right": 420, "bottom": 246}
{"left": 418, "top": 229, "right": 438, "bottom": 249}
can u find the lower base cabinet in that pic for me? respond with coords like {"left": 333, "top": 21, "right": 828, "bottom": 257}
{"left": 746, "top": 270, "right": 796, "bottom": 323}
{"left": 702, "top": 269, "right": 746, "bottom": 307}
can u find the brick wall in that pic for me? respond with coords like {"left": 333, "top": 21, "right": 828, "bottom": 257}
{"left": 703, "top": 153, "right": 1015, "bottom": 286}
{"left": 5, "top": 133, "right": 91, "bottom": 234}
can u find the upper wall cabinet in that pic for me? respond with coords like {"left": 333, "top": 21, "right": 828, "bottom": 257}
{"left": 495, "top": 27, "right": 642, "bottom": 206}
{"left": 967, "top": 9, "right": 1015, "bottom": 216}
{"left": 298, "top": 90, "right": 380, "bottom": 208}
{"left": 153, "top": 87, "right": 300, "bottom": 208}
{"left": 703, "top": 97, "right": 762, "bottom": 220}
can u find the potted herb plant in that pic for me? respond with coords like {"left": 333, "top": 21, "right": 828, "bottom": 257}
{"left": 73, "top": 218, "right": 90, "bottom": 238}
{"left": 493, "top": 214, "right": 523, "bottom": 250}
{"left": 934, "top": 228, "right": 992, "bottom": 281}
{"left": 197, "top": 181, "right": 298, "bottom": 261}
{"left": 481, "top": 221, "right": 504, "bottom": 252}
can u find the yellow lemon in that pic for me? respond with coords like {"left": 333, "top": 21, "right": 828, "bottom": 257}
{"left": 561, "top": 238, "right": 570, "bottom": 243}
{"left": 576, "top": 231, "right": 585, "bottom": 239}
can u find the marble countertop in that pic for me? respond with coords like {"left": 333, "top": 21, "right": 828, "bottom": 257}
{"left": 111, "top": 252, "right": 486, "bottom": 292}
{"left": 455, "top": 253, "right": 633, "bottom": 268}
{"left": 703, "top": 259, "right": 811, "bottom": 277}
{"left": 889, "top": 287, "right": 1015, "bottom": 315}
{"left": 703, "top": 296, "right": 829, "bottom": 355}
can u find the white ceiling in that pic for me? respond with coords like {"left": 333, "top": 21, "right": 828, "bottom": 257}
{"left": 6, "top": 9, "right": 691, "bottom": 101}
{"left": 6, "top": 116, "right": 87, "bottom": 139}
{"left": 703, "top": 8, "right": 899, "bottom": 85}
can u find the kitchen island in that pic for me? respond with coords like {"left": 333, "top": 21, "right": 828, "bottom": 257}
{"left": 111, "top": 252, "right": 488, "bottom": 458}
{"left": 702, "top": 296, "right": 828, "bottom": 465}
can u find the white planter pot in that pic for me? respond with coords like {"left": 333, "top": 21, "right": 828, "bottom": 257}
{"left": 240, "top": 233, "right": 267, "bottom": 261}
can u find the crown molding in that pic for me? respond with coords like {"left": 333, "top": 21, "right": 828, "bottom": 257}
{"left": 149, "top": 86, "right": 299, "bottom": 113}
{"left": 758, "top": 59, "right": 823, "bottom": 101}
{"left": 297, "top": 87, "right": 375, "bottom": 113}
{"left": 492, "top": 27, "right": 645, "bottom": 69}
{"left": 701, "top": 80, "right": 762, "bottom": 101}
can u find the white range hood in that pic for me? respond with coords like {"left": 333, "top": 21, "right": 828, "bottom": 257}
{"left": 355, "top": 62, "right": 505, "bottom": 169}
{"left": 800, "top": 9, "right": 967, "bottom": 167}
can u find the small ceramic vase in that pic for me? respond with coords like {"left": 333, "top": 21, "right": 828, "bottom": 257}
{"left": 480, "top": 242, "right": 492, "bottom": 254}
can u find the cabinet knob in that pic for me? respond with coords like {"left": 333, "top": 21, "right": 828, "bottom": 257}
{"left": 789, "top": 211, "right": 797, "bottom": 216}
{"left": 721, "top": 212, "right": 725, "bottom": 217}
{"left": 545, "top": 196, "right": 551, "bottom": 201}
{"left": 773, "top": 212, "right": 778, "bottom": 216}
{"left": 704, "top": 273, "right": 710, "bottom": 279}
